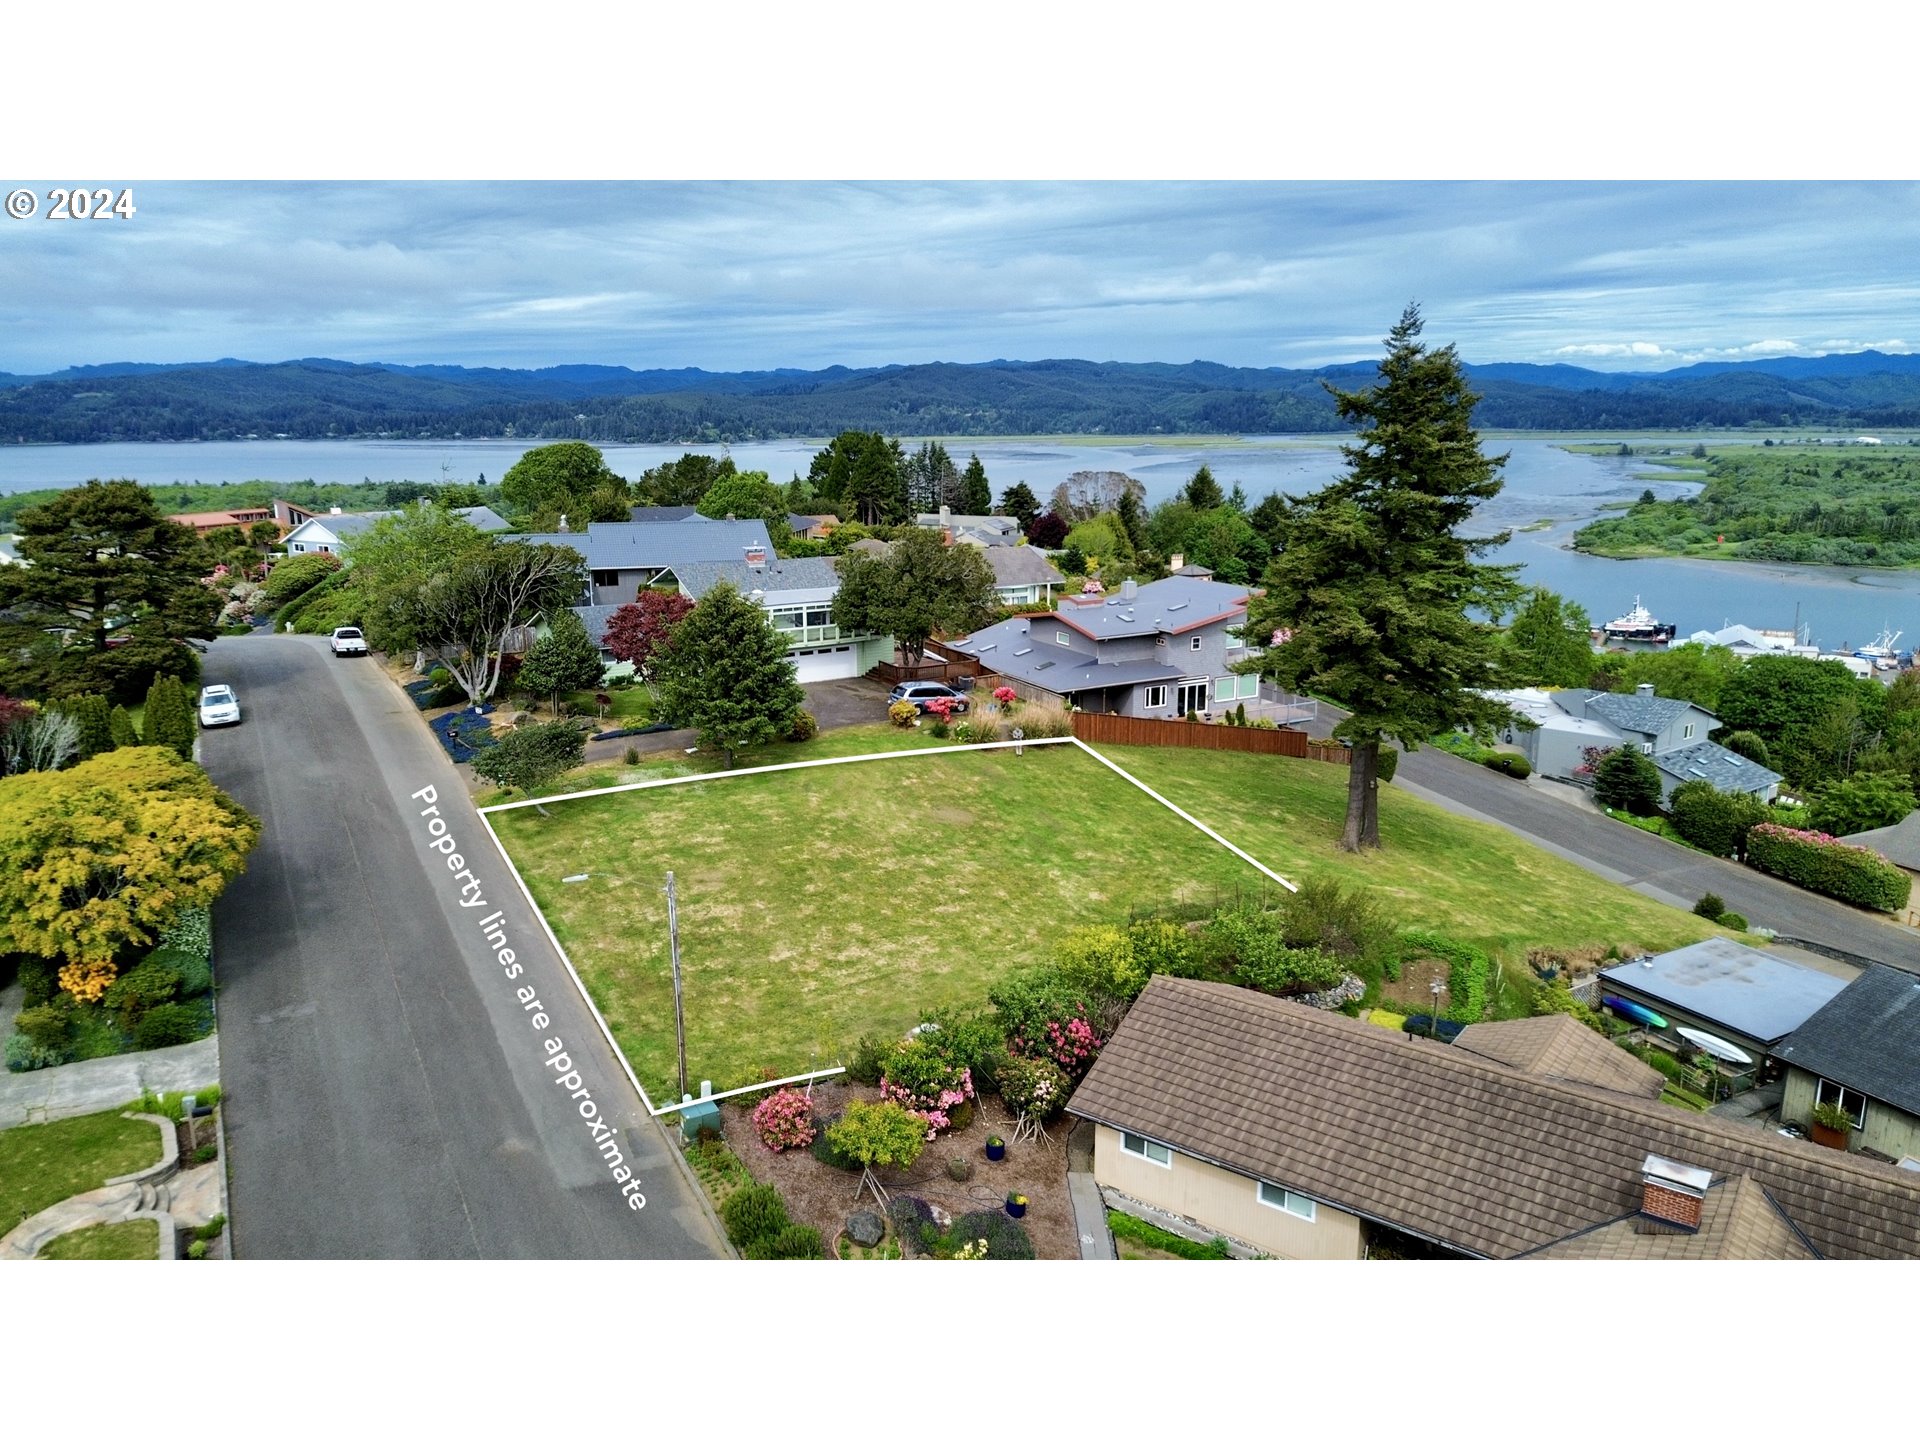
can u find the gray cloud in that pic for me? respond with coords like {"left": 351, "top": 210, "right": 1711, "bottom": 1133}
{"left": 3, "top": 181, "right": 1917, "bottom": 374}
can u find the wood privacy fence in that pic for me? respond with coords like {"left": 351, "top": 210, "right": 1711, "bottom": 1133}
{"left": 1070, "top": 711, "right": 1352, "bottom": 765}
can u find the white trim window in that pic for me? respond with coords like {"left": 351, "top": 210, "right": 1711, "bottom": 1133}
{"left": 1225, "top": 627, "right": 1245, "bottom": 650}
{"left": 1257, "top": 1181, "right": 1317, "bottom": 1221}
{"left": 1816, "top": 1078, "right": 1868, "bottom": 1129}
{"left": 1214, "top": 674, "right": 1259, "bottom": 704}
{"left": 1056, "top": 631, "right": 1071, "bottom": 646}
{"left": 1682, "top": 722, "right": 1696, "bottom": 740}
{"left": 1641, "top": 742, "right": 1654, "bottom": 755}
{"left": 1121, "top": 1131, "right": 1171, "bottom": 1167}
{"left": 1143, "top": 684, "right": 1167, "bottom": 710}
{"left": 1189, "top": 635, "right": 1204, "bottom": 651}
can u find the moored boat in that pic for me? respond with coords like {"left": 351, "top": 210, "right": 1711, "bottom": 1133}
{"left": 1601, "top": 596, "right": 1677, "bottom": 645}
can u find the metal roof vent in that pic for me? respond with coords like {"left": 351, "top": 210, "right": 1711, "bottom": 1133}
{"left": 1013, "top": 646, "right": 1032, "bottom": 656}
{"left": 1167, "top": 600, "right": 1189, "bottom": 611}
{"left": 1120, "top": 610, "right": 1134, "bottom": 622}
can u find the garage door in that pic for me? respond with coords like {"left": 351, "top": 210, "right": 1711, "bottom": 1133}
{"left": 793, "top": 645, "right": 859, "bottom": 682}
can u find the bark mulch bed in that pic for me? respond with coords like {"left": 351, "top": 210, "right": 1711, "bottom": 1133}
{"left": 720, "top": 1080, "right": 1078, "bottom": 1259}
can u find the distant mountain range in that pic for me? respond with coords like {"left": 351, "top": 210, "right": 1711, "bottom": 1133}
{"left": 4, "top": 350, "right": 1919, "bottom": 444}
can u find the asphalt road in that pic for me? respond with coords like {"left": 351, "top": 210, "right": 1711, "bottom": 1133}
{"left": 1306, "top": 709, "right": 1920, "bottom": 973}
{"left": 199, "top": 635, "right": 725, "bottom": 1258}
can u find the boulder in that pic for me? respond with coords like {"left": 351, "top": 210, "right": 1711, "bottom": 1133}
{"left": 846, "top": 1209, "right": 885, "bottom": 1248}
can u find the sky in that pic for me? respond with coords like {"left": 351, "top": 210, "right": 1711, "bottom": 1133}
{"left": 3, "top": 180, "right": 1917, "bottom": 377}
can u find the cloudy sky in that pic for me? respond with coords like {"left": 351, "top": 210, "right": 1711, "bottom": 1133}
{"left": 6, "top": 180, "right": 1915, "bottom": 378}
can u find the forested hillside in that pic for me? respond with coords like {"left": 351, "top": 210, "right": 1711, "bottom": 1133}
{"left": 3, "top": 352, "right": 1920, "bottom": 445}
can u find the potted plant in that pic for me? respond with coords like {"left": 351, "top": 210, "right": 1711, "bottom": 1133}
{"left": 1004, "top": 1191, "right": 1028, "bottom": 1219}
{"left": 1811, "top": 1102, "right": 1853, "bottom": 1150}
{"left": 985, "top": 1134, "right": 1006, "bottom": 1162}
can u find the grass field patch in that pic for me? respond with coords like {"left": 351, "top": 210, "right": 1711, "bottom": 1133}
{"left": 0, "top": 1110, "right": 162, "bottom": 1223}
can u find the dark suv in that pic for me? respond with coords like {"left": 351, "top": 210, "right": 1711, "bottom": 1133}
{"left": 888, "top": 680, "right": 970, "bottom": 714}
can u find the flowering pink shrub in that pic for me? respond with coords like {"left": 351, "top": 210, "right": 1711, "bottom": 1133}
{"left": 880, "top": 1034, "right": 976, "bottom": 1139}
{"left": 925, "top": 696, "right": 957, "bottom": 721}
{"left": 992, "top": 685, "right": 1017, "bottom": 707}
{"left": 750, "top": 1086, "right": 816, "bottom": 1151}
{"left": 1745, "top": 822, "right": 1911, "bottom": 911}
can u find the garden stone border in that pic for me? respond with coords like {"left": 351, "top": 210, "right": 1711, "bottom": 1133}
{"left": 104, "top": 1111, "right": 179, "bottom": 1187}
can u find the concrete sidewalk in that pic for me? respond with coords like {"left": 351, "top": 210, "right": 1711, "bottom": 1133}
{"left": 0, "top": 1036, "right": 219, "bottom": 1131}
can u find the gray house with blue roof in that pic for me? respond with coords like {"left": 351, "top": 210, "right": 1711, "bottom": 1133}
{"left": 950, "top": 574, "right": 1264, "bottom": 716}
{"left": 1498, "top": 683, "right": 1783, "bottom": 802}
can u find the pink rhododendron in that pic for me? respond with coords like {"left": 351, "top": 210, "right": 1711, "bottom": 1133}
{"left": 750, "top": 1086, "right": 816, "bottom": 1151}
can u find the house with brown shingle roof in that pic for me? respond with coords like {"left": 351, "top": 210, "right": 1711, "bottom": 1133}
{"left": 1066, "top": 977, "right": 1920, "bottom": 1259}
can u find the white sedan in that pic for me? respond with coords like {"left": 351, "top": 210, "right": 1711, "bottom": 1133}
{"left": 198, "top": 683, "right": 242, "bottom": 728}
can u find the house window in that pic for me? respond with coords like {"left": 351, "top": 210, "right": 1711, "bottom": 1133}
{"left": 1683, "top": 723, "right": 1696, "bottom": 740}
{"left": 1257, "top": 1181, "right": 1317, "bottom": 1221}
{"left": 1143, "top": 685, "right": 1167, "bottom": 710}
{"left": 1641, "top": 742, "right": 1653, "bottom": 755}
{"left": 1189, "top": 636, "right": 1203, "bottom": 651}
{"left": 592, "top": 570, "right": 620, "bottom": 588}
{"left": 1215, "top": 674, "right": 1259, "bottom": 704}
{"left": 1225, "top": 627, "right": 1245, "bottom": 650}
{"left": 1056, "top": 632, "right": 1071, "bottom": 646}
{"left": 1121, "top": 1131, "right": 1171, "bottom": 1167}
{"left": 1816, "top": 1078, "right": 1868, "bottom": 1129}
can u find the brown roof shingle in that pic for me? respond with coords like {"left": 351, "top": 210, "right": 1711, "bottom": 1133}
{"left": 1525, "top": 1175, "right": 1815, "bottom": 1260}
{"left": 1452, "top": 1014, "right": 1665, "bottom": 1099}
{"left": 1066, "top": 977, "right": 1920, "bottom": 1259}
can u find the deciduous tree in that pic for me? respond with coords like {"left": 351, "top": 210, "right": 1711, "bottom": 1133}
{"left": 340, "top": 503, "right": 494, "bottom": 661}
{"left": 696, "top": 470, "right": 789, "bottom": 525}
{"left": 651, "top": 581, "right": 805, "bottom": 769}
{"left": 1049, "top": 470, "right": 1143, "bottom": 524}
{"left": 516, "top": 609, "right": 605, "bottom": 713}
{"left": 398, "top": 543, "right": 589, "bottom": 707}
{"left": 1243, "top": 305, "right": 1521, "bottom": 851}
{"left": 471, "top": 719, "right": 589, "bottom": 794}
{"left": 1503, "top": 587, "right": 1597, "bottom": 688}
{"left": 1025, "top": 511, "right": 1069, "bottom": 549}
{"left": 0, "top": 747, "right": 260, "bottom": 987}
{"left": 602, "top": 591, "right": 695, "bottom": 678}
{"left": 831, "top": 527, "right": 999, "bottom": 668}
{"left": 635, "top": 452, "right": 735, "bottom": 507}
{"left": 500, "top": 442, "right": 630, "bottom": 529}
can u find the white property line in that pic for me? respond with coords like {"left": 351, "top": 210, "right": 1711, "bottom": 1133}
{"left": 477, "top": 731, "right": 1296, "bottom": 1117}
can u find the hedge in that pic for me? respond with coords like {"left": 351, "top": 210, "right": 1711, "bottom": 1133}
{"left": 1744, "top": 823, "right": 1911, "bottom": 912}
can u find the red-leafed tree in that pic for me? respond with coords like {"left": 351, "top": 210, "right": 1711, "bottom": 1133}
{"left": 1025, "top": 512, "right": 1069, "bottom": 549}
{"left": 603, "top": 591, "right": 695, "bottom": 677}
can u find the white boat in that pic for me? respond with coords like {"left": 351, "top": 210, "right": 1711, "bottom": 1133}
{"left": 1854, "top": 626, "right": 1904, "bottom": 670}
{"left": 1676, "top": 1027, "right": 1753, "bottom": 1067}
{"left": 1601, "top": 596, "right": 1677, "bottom": 645}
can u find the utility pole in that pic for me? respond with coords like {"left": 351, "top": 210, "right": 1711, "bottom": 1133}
{"left": 666, "top": 870, "right": 687, "bottom": 1102}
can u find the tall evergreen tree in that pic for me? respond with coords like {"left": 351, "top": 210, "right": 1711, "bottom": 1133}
{"left": 652, "top": 582, "right": 806, "bottom": 769}
{"left": 1184, "top": 465, "right": 1224, "bottom": 510}
{"left": 1115, "top": 490, "right": 1149, "bottom": 558}
{"left": 959, "top": 454, "right": 992, "bottom": 514}
{"left": 109, "top": 704, "right": 140, "bottom": 749}
{"left": 142, "top": 674, "right": 197, "bottom": 762}
{"left": 998, "top": 482, "right": 1041, "bottom": 528}
{"left": 58, "top": 694, "right": 115, "bottom": 760}
{"left": 516, "top": 609, "right": 606, "bottom": 714}
{"left": 1243, "top": 305, "right": 1520, "bottom": 851}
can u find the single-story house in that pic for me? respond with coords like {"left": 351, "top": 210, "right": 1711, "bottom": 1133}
{"left": 1839, "top": 810, "right": 1920, "bottom": 927}
{"left": 1596, "top": 937, "right": 1852, "bottom": 1062}
{"left": 515, "top": 517, "right": 777, "bottom": 608}
{"left": 949, "top": 574, "right": 1261, "bottom": 717}
{"left": 1067, "top": 976, "right": 1920, "bottom": 1259}
{"left": 1774, "top": 965, "right": 1920, "bottom": 1163}
{"left": 915, "top": 507, "right": 1020, "bottom": 547}
{"left": 283, "top": 504, "right": 511, "bottom": 555}
{"left": 571, "top": 551, "right": 892, "bottom": 683}
{"left": 787, "top": 513, "right": 838, "bottom": 541}
{"left": 1488, "top": 683, "right": 1783, "bottom": 802}
{"left": 981, "top": 546, "right": 1066, "bottom": 607}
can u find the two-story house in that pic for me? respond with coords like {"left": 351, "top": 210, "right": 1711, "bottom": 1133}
{"left": 1490, "top": 683, "right": 1783, "bottom": 802}
{"left": 283, "top": 503, "right": 512, "bottom": 555}
{"left": 515, "top": 517, "right": 779, "bottom": 608}
{"left": 950, "top": 575, "right": 1260, "bottom": 716}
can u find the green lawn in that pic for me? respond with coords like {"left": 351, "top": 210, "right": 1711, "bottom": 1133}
{"left": 0, "top": 1110, "right": 163, "bottom": 1224}
{"left": 494, "top": 737, "right": 1719, "bottom": 1101}
{"left": 562, "top": 687, "right": 657, "bottom": 723}
{"left": 1094, "top": 745, "right": 1722, "bottom": 966}
{"left": 38, "top": 1219, "right": 159, "bottom": 1260}
{"left": 492, "top": 742, "right": 1268, "bottom": 1098}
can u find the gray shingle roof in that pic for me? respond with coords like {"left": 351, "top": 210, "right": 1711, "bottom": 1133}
{"left": 1651, "top": 739, "right": 1784, "bottom": 795}
{"left": 514, "top": 517, "right": 773, "bottom": 572}
{"left": 949, "top": 617, "right": 1186, "bottom": 692}
{"left": 674, "top": 556, "right": 842, "bottom": 604}
{"left": 1772, "top": 965, "right": 1920, "bottom": 1118}
{"left": 628, "top": 505, "right": 700, "bottom": 522}
{"left": 303, "top": 504, "right": 510, "bottom": 540}
{"left": 1844, "top": 810, "right": 1920, "bottom": 871}
{"left": 983, "top": 547, "right": 1066, "bottom": 589}
{"left": 1598, "top": 938, "right": 1849, "bottom": 1047}
{"left": 570, "top": 605, "right": 624, "bottom": 649}
{"left": 1581, "top": 688, "right": 1701, "bottom": 735}
{"left": 1050, "top": 575, "right": 1250, "bottom": 640}
{"left": 1066, "top": 976, "right": 1920, "bottom": 1259}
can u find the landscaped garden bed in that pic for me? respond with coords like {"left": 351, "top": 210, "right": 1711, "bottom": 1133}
{"left": 716, "top": 1081, "right": 1077, "bottom": 1260}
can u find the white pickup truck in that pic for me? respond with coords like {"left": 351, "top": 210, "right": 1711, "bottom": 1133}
{"left": 329, "top": 626, "right": 369, "bottom": 657}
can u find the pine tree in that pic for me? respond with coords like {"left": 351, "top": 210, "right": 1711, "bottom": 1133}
{"left": 143, "top": 674, "right": 196, "bottom": 762}
{"left": 652, "top": 581, "right": 805, "bottom": 769}
{"left": 998, "top": 482, "right": 1040, "bottom": 528}
{"left": 959, "top": 454, "right": 992, "bottom": 514}
{"left": 109, "top": 704, "right": 140, "bottom": 748}
{"left": 58, "top": 694, "right": 115, "bottom": 759}
{"left": 1184, "top": 465, "right": 1224, "bottom": 510}
{"left": 1245, "top": 305, "right": 1521, "bottom": 851}
{"left": 517, "top": 609, "right": 607, "bottom": 713}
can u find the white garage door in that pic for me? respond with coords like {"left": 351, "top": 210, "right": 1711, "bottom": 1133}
{"left": 793, "top": 645, "right": 859, "bottom": 682}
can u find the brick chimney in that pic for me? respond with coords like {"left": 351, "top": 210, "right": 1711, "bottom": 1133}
{"left": 1636, "top": 1154, "right": 1711, "bottom": 1234}
{"left": 743, "top": 545, "right": 768, "bottom": 569}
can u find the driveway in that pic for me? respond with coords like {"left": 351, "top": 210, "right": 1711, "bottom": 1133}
{"left": 197, "top": 635, "right": 725, "bottom": 1258}
{"left": 1305, "top": 706, "right": 1920, "bottom": 973}
{"left": 803, "top": 675, "right": 892, "bottom": 731}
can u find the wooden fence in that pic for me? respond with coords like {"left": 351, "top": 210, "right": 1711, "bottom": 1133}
{"left": 868, "top": 656, "right": 986, "bottom": 686}
{"left": 1071, "top": 710, "right": 1349, "bottom": 764}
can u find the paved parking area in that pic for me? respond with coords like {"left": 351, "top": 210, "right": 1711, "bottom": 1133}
{"left": 803, "top": 675, "right": 892, "bottom": 730}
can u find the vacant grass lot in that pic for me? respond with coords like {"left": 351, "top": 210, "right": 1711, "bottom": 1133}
{"left": 1096, "top": 745, "right": 1721, "bottom": 965}
{"left": 0, "top": 1110, "right": 162, "bottom": 1223}
{"left": 492, "top": 743, "right": 1270, "bottom": 1099}
{"left": 494, "top": 738, "right": 1721, "bottom": 1101}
